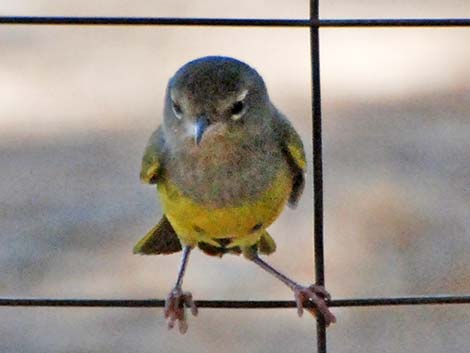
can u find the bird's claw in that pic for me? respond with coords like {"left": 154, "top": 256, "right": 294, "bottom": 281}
{"left": 293, "top": 284, "right": 336, "bottom": 326}
{"left": 164, "top": 287, "right": 198, "bottom": 334}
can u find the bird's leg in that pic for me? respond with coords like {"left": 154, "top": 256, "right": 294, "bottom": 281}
{"left": 164, "top": 245, "right": 198, "bottom": 333}
{"left": 249, "top": 254, "right": 336, "bottom": 326}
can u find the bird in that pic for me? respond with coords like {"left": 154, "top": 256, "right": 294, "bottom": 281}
{"left": 134, "top": 56, "right": 336, "bottom": 333}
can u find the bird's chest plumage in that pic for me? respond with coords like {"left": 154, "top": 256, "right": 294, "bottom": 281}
{"left": 165, "top": 136, "right": 287, "bottom": 207}
{"left": 157, "top": 136, "right": 292, "bottom": 243}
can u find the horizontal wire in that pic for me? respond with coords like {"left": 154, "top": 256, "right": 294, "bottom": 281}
{"left": 1, "top": 295, "right": 470, "bottom": 308}
{"left": 1, "top": 16, "right": 470, "bottom": 27}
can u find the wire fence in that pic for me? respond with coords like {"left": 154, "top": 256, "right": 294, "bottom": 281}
{"left": 2, "top": 16, "right": 470, "bottom": 26}
{"left": 1, "top": 1, "right": 470, "bottom": 352}
{"left": 2, "top": 295, "right": 470, "bottom": 308}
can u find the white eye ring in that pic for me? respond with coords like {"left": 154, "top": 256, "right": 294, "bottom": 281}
{"left": 231, "top": 101, "right": 246, "bottom": 121}
{"left": 171, "top": 100, "right": 183, "bottom": 120}
{"left": 231, "top": 89, "right": 248, "bottom": 121}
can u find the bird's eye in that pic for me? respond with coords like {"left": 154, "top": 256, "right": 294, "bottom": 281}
{"left": 231, "top": 101, "right": 244, "bottom": 115}
{"left": 171, "top": 101, "right": 183, "bottom": 119}
{"left": 230, "top": 101, "right": 245, "bottom": 120}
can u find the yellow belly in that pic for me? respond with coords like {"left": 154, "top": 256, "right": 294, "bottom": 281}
{"left": 157, "top": 168, "right": 292, "bottom": 248}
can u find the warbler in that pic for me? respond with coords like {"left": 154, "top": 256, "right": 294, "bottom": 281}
{"left": 134, "top": 56, "right": 335, "bottom": 333}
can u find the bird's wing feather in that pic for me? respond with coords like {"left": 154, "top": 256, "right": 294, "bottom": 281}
{"left": 276, "top": 112, "right": 306, "bottom": 208}
{"left": 140, "top": 126, "right": 165, "bottom": 184}
{"left": 133, "top": 216, "right": 182, "bottom": 255}
{"left": 258, "top": 230, "right": 277, "bottom": 255}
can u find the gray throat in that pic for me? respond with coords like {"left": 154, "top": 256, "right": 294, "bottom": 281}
{"left": 164, "top": 134, "right": 286, "bottom": 208}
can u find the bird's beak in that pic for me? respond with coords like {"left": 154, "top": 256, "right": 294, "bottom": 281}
{"left": 194, "top": 115, "right": 210, "bottom": 145}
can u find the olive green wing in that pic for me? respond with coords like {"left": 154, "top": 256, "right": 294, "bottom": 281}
{"left": 136, "top": 127, "right": 181, "bottom": 255}
{"left": 133, "top": 216, "right": 182, "bottom": 255}
{"left": 276, "top": 113, "right": 306, "bottom": 208}
{"left": 258, "top": 230, "right": 277, "bottom": 255}
{"left": 140, "top": 126, "right": 166, "bottom": 184}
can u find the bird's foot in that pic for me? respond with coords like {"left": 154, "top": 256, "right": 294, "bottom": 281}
{"left": 293, "top": 284, "right": 336, "bottom": 326}
{"left": 164, "top": 287, "right": 198, "bottom": 334}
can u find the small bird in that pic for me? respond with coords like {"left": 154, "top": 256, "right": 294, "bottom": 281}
{"left": 134, "top": 56, "right": 336, "bottom": 333}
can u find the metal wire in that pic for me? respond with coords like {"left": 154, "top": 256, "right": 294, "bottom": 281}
{"left": 1, "top": 295, "right": 470, "bottom": 308}
{"left": 1, "top": 8, "right": 470, "bottom": 353}
{"left": 309, "top": 0, "right": 328, "bottom": 352}
{"left": 0, "top": 295, "right": 470, "bottom": 309}
{"left": 1, "top": 16, "right": 470, "bottom": 27}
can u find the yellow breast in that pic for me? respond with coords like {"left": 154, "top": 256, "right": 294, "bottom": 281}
{"left": 157, "top": 168, "right": 292, "bottom": 248}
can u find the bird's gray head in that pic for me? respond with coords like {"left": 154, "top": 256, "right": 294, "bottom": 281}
{"left": 163, "top": 56, "right": 271, "bottom": 147}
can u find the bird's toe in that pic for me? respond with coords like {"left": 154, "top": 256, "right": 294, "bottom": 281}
{"left": 293, "top": 285, "right": 336, "bottom": 326}
{"left": 164, "top": 288, "right": 198, "bottom": 334}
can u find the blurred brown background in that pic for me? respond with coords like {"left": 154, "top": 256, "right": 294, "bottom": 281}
{"left": 1, "top": 1, "right": 470, "bottom": 352}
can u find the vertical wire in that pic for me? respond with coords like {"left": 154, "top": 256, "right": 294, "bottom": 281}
{"left": 310, "top": 0, "right": 327, "bottom": 352}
